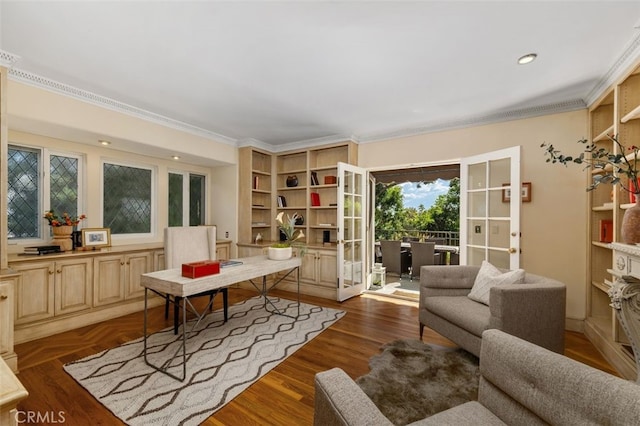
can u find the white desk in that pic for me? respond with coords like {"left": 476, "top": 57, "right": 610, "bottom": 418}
{"left": 140, "top": 255, "right": 302, "bottom": 380}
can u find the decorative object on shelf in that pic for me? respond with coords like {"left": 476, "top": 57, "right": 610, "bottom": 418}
{"left": 599, "top": 219, "right": 614, "bottom": 243}
{"left": 255, "top": 232, "right": 263, "bottom": 245}
{"left": 295, "top": 215, "right": 304, "bottom": 225}
{"left": 542, "top": 135, "right": 640, "bottom": 243}
{"left": 81, "top": 228, "right": 111, "bottom": 249}
{"left": 310, "top": 192, "right": 321, "bottom": 206}
{"left": 269, "top": 212, "right": 306, "bottom": 260}
{"left": 72, "top": 230, "right": 83, "bottom": 249}
{"left": 44, "top": 210, "right": 87, "bottom": 251}
{"left": 286, "top": 175, "right": 298, "bottom": 187}
{"left": 324, "top": 176, "right": 337, "bottom": 185}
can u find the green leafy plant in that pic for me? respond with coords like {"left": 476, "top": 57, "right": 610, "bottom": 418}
{"left": 541, "top": 135, "right": 640, "bottom": 194}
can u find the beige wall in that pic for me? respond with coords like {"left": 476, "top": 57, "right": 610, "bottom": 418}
{"left": 359, "top": 110, "right": 589, "bottom": 321}
{"left": 5, "top": 80, "right": 239, "bottom": 252}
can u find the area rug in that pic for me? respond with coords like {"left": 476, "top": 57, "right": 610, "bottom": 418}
{"left": 64, "top": 296, "right": 344, "bottom": 426}
{"left": 356, "top": 339, "right": 479, "bottom": 425}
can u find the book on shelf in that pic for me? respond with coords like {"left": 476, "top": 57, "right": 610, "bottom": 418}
{"left": 310, "top": 171, "right": 319, "bottom": 186}
{"left": 253, "top": 175, "right": 259, "bottom": 190}
{"left": 277, "top": 195, "right": 287, "bottom": 207}
{"left": 310, "top": 192, "right": 320, "bottom": 206}
{"left": 23, "top": 245, "right": 62, "bottom": 255}
{"left": 599, "top": 219, "right": 613, "bottom": 243}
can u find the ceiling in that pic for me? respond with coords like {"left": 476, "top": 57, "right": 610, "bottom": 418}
{"left": 2, "top": 1, "right": 640, "bottom": 152}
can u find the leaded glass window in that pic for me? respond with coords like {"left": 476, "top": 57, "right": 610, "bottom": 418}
{"left": 168, "top": 171, "right": 206, "bottom": 227}
{"left": 168, "top": 172, "right": 183, "bottom": 227}
{"left": 8, "top": 146, "right": 40, "bottom": 239}
{"left": 103, "top": 162, "right": 153, "bottom": 234}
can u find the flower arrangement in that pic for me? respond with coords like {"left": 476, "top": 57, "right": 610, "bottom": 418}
{"left": 43, "top": 210, "right": 87, "bottom": 227}
{"left": 541, "top": 135, "right": 640, "bottom": 194}
{"left": 273, "top": 212, "right": 305, "bottom": 248}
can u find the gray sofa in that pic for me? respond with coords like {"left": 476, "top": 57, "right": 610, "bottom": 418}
{"left": 314, "top": 329, "right": 640, "bottom": 425}
{"left": 419, "top": 265, "right": 566, "bottom": 356}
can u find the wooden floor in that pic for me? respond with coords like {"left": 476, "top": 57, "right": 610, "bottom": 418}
{"left": 14, "top": 288, "right": 618, "bottom": 425}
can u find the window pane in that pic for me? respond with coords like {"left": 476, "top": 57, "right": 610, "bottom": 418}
{"left": 8, "top": 146, "right": 40, "bottom": 239}
{"left": 189, "top": 174, "right": 205, "bottom": 226}
{"left": 50, "top": 155, "right": 79, "bottom": 219}
{"left": 103, "top": 163, "right": 152, "bottom": 234}
{"left": 168, "top": 173, "right": 183, "bottom": 227}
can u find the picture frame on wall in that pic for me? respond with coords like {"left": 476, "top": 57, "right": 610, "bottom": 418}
{"left": 502, "top": 182, "right": 532, "bottom": 203}
{"left": 81, "top": 228, "right": 111, "bottom": 249}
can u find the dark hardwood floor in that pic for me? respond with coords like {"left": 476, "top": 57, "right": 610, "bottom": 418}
{"left": 14, "top": 288, "right": 618, "bottom": 425}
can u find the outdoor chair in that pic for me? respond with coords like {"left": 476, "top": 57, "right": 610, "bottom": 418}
{"left": 409, "top": 241, "right": 440, "bottom": 280}
{"left": 380, "top": 240, "right": 410, "bottom": 277}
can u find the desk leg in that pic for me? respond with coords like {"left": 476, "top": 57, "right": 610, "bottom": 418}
{"left": 249, "top": 267, "right": 300, "bottom": 319}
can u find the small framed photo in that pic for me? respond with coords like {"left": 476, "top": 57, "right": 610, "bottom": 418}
{"left": 502, "top": 182, "right": 532, "bottom": 203}
{"left": 81, "top": 228, "right": 111, "bottom": 249}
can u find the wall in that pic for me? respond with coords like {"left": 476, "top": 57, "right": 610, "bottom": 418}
{"left": 358, "top": 110, "right": 589, "bottom": 323}
{"left": 5, "top": 80, "right": 239, "bottom": 252}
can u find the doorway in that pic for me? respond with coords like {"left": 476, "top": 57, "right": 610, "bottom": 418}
{"left": 368, "top": 163, "right": 461, "bottom": 300}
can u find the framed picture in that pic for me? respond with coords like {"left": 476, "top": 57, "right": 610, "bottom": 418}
{"left": 81, "top": 228, "right": 111, "bottom": 249}
{"left": 502, "top": 182, "right": 532, "bottom": 203}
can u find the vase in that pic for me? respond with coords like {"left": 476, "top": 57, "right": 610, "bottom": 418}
{"left": 52, "top": 225, "right": 74, "bottom": 251}
{"left": 268, "top": 246, "right": 292, "bottom": 260}
{"left": 286, "top": 175, "right": 298, "bottom": 187}
{"left": 621, "top": 202, "right": 640, "bottom": 244}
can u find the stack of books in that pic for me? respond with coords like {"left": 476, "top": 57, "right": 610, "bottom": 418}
{"left": 23, "top": 245, "right": 62, "bottom": 255}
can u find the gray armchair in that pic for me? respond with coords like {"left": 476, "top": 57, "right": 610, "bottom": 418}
{"left": 419, "top": 265, "right": 566, "bottom": 356}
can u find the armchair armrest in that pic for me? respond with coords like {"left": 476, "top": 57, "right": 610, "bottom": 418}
{"left": 314, "top": 368, "right": 393, "bottom": 426}
{"left": 489, "top": 282, "right": 566, "bottom": 353}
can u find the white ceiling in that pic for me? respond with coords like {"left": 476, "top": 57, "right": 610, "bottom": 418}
{"left": 2, "top": 1, "right": 640, "bottom": 151}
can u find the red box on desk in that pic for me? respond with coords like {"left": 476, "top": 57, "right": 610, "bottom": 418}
{"left": 181, "top": 260, "right": 220, "bottom": 278}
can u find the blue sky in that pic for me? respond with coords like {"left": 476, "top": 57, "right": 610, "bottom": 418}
{"left": 399, "top": 179, "right": 450, "bottom": 209}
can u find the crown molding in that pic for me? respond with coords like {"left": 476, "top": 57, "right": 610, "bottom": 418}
{"left": 585, "top": 32, "right": 640, "bottom": 107}
{"left": 357, "top": 99, "right": 587, "bottom": 144}
{"left": 7, "top": 67, "right": 238, "bottom": 146}
{"left": 0, "top": 50, "right": 21, "bottom": 68}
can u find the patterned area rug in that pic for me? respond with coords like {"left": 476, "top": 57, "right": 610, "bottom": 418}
{"left": 64, "top": 296, "right": 344, "bottom": 426}
{"left": 356, "top": 339, "right": 479, "bottom": 425}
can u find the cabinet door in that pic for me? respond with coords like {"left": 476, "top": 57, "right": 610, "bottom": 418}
{"left": 0, "top": 280, "right": 15, "bottom": 355}
{"left": 299, "top": 251, "right": 318, "bottom": 283}
{"left": 93, "top": 255, "right": 125, "bottom": 306}
{"left": 124, "top": 252, "right": 152, "bottom": 299}
{"left": 216, "top": 242, "right": 230, "bottom": 260}
{"left": 318, "top": 250, "right": 338, "bottom": 288}
{"left": 54, "top": 258, "right": 93, "bottom": 315}
{"left": 11, "top": 261, "right": 54, "bottom": 324}
{"left": 154, "top": 250, "right": 165, "bottom": 271}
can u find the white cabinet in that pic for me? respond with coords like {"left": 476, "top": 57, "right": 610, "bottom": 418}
{"left": 93, "top": 251, "right": 153, "bottom": 306}
{"left": 0, "top": 277, "right": 18, "bottom": 372}
{"left": 54, "top": 258, "right": 93, "bottom": 315}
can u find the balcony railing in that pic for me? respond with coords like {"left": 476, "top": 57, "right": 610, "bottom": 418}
{"left": 375, "top": 230, "right": 459, "bottom": 246}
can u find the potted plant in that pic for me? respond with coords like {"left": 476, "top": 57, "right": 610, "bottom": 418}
{"left": 43, "top": 210, "right": 87, "bottom": 251}
{"left": 269, "top": 212, "right": 306, "bottom": 260}
{"left": 541, "top": 135, "right": 640, "bottom": 243}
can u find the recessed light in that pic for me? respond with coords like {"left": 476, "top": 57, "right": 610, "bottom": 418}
{"left": 517, "top": 53, "right": 537, "bottom": 65}
{"left": 172, "top": 155, "right": 180, "bottom": 160}
{"left": 99, "top": 140, "right": 111, "bottom": 146}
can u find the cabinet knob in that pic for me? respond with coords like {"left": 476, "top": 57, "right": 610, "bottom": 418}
{"left": 121, "top": 262, "right": 125, "bottom": 266}
{"left": 56, "top": 269, "right": 62, "bottom": 273}
{"left": 49, "top": 270, "right": 54, "bottom": 275}
{"left": 0, "top": 294, "right": 7, "bottom": 300}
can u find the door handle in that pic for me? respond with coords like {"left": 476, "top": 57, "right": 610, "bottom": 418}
{"left": 508, "top": 248, "right": 517, "bottom": 254}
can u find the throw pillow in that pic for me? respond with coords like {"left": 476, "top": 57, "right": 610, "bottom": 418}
{"left": 467, "top": 261, "right": 525, "bottom": 305}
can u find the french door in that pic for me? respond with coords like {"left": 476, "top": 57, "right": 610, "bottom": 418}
{"left": 460, "top": 146, "right": 521, "bottom": 269}
{"left": 337, "top": 162, "right": 367, "bottom": 301}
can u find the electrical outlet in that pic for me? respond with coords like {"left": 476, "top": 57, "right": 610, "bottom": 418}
{"left": 475, "top": 225, "right": 481, "bottom": 234}
{"left": 225, "top": 231, "right": 229, "bottom": 238}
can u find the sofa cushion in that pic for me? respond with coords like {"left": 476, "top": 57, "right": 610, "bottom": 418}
{"left": 468, "top": 261, "right": 524, "bottom": 305}
{"left": 423, "top": 296, "right": 491, "bottom": 337}
{"left": 413, "top": 401, "right": 506, "bottom": 425}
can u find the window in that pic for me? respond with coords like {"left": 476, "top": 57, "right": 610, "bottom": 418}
{"left": 103, "top": 162, "right": 153, "bottom": 235}
{"left": 7, "top": 145, "right": 82, "bottom": 240}
{"left": 168, "top": 171, "right": 206, "bottom": 226}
